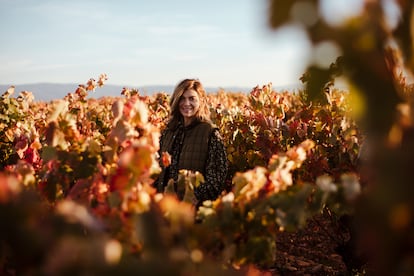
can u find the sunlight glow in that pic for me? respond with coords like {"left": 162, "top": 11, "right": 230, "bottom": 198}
{"left": 313, "top": 41, "right": 342, "bottom": 68}
{"left": 319, "top": 0, "right": 365, "bottom": 26}
{"left": 105, "top": 239, "right": 123, "bottom": 265}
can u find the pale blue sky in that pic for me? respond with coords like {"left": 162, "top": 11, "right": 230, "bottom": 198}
{"left": 0, "top": 0, "right": 399, "bottom": 89}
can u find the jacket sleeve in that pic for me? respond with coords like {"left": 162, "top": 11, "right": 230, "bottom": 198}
{"left": 194, "top": 128, "right": 228, "bottom": 202}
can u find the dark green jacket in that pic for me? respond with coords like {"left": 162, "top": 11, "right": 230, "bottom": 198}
{"left": 156, "top": 120, "right": 214, "bottom": 192}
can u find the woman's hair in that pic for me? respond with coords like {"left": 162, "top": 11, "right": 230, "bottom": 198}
{"left": 167, "top": 78, "right": 211, "bottom": 128}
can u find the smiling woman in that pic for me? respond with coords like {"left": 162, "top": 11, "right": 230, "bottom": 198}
{"left": 154, "top": 79, "right": 228, "bottom": 205}
{"left": 178, "top": 89, "right": 201, "bottom": 126}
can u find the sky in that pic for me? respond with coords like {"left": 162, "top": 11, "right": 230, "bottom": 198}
{"left": 0, "top": 0, "right": 400, "bottom": 90}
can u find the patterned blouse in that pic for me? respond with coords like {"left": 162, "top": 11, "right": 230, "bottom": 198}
{"left": 194, "top": 129, "right": 228, "bottom": 202}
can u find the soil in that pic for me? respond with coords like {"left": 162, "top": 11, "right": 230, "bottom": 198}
{"left": 265, "top": 209, "right": 372, "bottom": 275}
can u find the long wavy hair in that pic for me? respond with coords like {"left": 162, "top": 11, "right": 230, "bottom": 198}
{"left": 167, "top": 79, "right": 211, "bottom": 129}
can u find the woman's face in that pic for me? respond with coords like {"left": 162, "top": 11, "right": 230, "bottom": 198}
{"left": 179, "top": 89, "right": 200, "bottom": 123}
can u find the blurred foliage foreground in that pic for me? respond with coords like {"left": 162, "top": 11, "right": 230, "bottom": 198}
{"left": 0, "top": 74, "right": 364, "bottom": 275}
{"left": 2, "top": 0, "right": 414, "bottom": 274}
{"left": 268, "top": 0, "right": 414, "bottom": 275}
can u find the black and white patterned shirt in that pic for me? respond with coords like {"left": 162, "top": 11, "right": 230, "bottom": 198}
{"left": 194, "top": 129, "right": 228, "bottom": 202}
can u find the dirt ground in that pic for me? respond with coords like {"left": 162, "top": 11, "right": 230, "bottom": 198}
{"left": 265, "top": 209, "right": 371, "bottom": 275}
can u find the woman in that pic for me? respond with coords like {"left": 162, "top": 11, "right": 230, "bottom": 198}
{"left": 154, "top": 78, "right": 228, "bottom": 204}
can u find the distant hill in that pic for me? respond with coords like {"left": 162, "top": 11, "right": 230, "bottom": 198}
{"left": 0, "top": 83, "right": 170, "bottom": 102}
{"left": 0, "top": 83, "right": 302, "bottom": 102}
